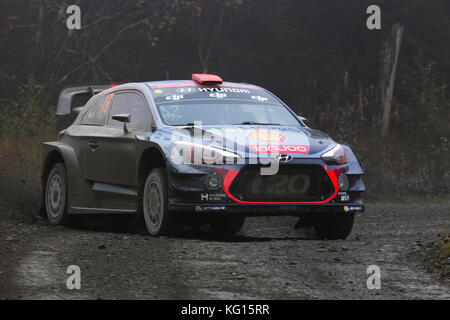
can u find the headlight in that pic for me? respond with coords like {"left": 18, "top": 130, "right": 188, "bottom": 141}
{"left": 321, "top": 144, "right": 348, "bottom": 164}
{"left": 173, "top": 141, "right": 240, "bottom": 164}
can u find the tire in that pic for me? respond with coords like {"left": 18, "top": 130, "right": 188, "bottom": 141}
{"left": 313, "top": 212, "right": 355, "bottom": 240}
{"left": 45, "top": 163, "right": 69, "bottom": 225}
{"left": 209, "top": 216, "right": 245, "bottom": 236}
{"left": 142, "top": 168, "right": 178, "bottom": 236}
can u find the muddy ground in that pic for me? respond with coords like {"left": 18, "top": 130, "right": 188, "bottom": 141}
{"left": 0, "top": 169, "right": 449, "bottom": 300}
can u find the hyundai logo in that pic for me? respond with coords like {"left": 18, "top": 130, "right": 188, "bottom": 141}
{"left": 274, "top": 154, "right": 293, "bottom": 162}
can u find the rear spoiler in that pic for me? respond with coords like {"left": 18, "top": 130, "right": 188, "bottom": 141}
{"left": 56, "top": 83, "right": 124, "bottom": 116}
{"left": 55, "top": 82, "right": 124, "bottom": 131}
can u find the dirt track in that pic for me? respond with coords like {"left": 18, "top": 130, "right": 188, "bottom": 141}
{"left": 1, "top": 193, "right": 449, "bottom": 299}
{"left": 0, "top": 163, "right": 449, "bottom": 299}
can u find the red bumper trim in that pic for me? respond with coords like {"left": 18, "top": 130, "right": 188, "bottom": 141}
{"left": 221, "top": 168, "right": 339, "bottom": 204}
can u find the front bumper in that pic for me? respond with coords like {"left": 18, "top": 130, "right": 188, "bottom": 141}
{"left": 167, "top": 158, "right": 364, "bottom": 216}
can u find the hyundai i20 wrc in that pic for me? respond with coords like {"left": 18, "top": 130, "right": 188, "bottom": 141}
{"left": 42, "top": 74, "right": 365, "bottom": 239}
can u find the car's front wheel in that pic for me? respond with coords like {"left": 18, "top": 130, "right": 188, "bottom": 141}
{"left": 313, "top": 212, "right": 355, "bottom": 240}
{"left": 142, "top": 168, "right": 178, "bottom": 236}
{"left": 45, "top": 163, "right": 68, "bottom": 225}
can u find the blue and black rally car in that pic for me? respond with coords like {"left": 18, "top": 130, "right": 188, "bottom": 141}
{"left": 42, "top": 74, "right": 364, "bottom": 239}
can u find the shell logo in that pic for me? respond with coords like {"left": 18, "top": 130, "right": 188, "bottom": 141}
{"left": 248, "top": 130, "right": 287, "bottom": 142}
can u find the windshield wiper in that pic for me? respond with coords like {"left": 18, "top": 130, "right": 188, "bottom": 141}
{"left": 234, "top": 121, "right": 281, "bottom": 126}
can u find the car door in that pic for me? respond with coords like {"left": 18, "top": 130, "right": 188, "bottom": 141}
{"left": 67, "top": 92, "right": 110, "bottom": 182}
{"left": 85, "top": 90, "right": 153, "bottom": 186}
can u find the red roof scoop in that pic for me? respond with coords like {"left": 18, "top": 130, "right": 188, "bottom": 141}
{"left": 192, "top": 74, "right": 223, "bottom": 85}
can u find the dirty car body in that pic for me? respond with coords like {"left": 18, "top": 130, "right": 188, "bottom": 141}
{"left": 42, "top": 74, "right": 365, "bottom": 239}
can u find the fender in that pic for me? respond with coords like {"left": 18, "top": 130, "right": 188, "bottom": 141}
{"left": 343, "top": 144, "right": 365, "bottom": 192}
{"left": 343, "top": 144, "right": 365, "bottom": 175}
{"left": 42, "top": 141, "right": 96, "bottom": 211}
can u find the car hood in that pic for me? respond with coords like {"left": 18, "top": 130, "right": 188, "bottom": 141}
{"left": 160, "top": 125, "right": 335, "bottom": 158}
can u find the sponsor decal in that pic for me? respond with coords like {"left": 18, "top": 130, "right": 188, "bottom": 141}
{"left": 338, "top": 192, "right": 350, "bottom": 202}
{"left": 248, "top": 130, "right": 287, "bottom": 142}
{"left": 209, "top": 92, "right": 227, "bottom": 99}
{"left": 200, "top": 193, "right": 227, "bottom": 202}
{"left": 343, "top": 205, "right": 363, "bottom": 212}
{"left": 195, "top": 205, "right": 227, "bottom": 213}
{"left": 248, "top": 144, "right": 309, "bottom": 154}
{"left": 251, "top": 95, "right": 268, "bottom": 102}
{"left": 199, "top": 87, "right": 250, "bottom": 93}
{"left": 166, "top": 94, "right": 184, "bottom": 101}
{"left": 153, "top": 89, "right": 163, "bottom": 94}
{"left": 176, "top": 87, "right": 196, "bottom": 93}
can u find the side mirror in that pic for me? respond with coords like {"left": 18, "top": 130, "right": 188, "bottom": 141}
{"left": 297, "top": 115, "right": 307, "bottom": 122}
{"left": 112, "top": 113, "right": 131, "bottom": 132}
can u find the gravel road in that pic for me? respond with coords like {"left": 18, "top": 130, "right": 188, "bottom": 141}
{"left": 1, "top": 194, "right": 449, "bottom": 299}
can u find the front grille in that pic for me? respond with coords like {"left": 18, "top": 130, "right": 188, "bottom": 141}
{"left": 229, "top": 164, "right": 333, "bottom": 202}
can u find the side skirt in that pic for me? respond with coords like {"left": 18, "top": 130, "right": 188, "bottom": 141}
{"left": 69, "top": 207, "right": 137, "bottom": 214}
{"left": 68, "top": 182, "right": 138, "bottom": 214}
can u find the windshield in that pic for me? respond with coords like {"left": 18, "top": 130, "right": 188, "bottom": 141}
{"left": 149, "top": 83, "right": 301, "bottom": 126}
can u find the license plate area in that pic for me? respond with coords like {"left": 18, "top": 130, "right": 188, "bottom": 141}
{"left": 231, "top": 164, "right": 333, "bottom": 202}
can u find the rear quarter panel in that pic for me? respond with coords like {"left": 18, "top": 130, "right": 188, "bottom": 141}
{"left": 42, "top": 141, "right": 96, "bottom": 210}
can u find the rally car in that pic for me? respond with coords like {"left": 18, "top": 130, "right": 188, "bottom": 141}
{"left": 42, "top": 74, "right": 365, "bottom": 239}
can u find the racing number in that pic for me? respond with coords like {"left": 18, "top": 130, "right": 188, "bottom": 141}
{"left": 102, "top": 93, "right": 114, "bottom": 113}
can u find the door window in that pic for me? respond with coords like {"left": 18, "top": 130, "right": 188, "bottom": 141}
{"left": 78, "top": 93, "right": 110, "bottom": 126}
{"left": 107, "top": 92, "right": 152, "bottom": 131}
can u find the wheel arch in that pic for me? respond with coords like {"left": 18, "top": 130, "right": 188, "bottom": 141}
{"left": 41, "top": 141, "right": 87, "bottom": 211}
{"left": 40, "top": 145, "right": 67, "bottom": 216}
{"left": 137, "top": 146, "right": 167, "bottom": 185}
{"left": 41, "top": 149, "right": 65, "bottom": 186}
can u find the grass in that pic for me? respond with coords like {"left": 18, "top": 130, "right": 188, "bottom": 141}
{"left": 0, "top": 134, "right": 54, "bottom": 173}
{"left": 0, "top": 133, "right": 55, "bottom": 216}
{"left": 430, "top": 235, "right": 450, "bottom": 282}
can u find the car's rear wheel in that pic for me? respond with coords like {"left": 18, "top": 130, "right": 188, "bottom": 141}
{"left": 45, "top": 163, "right": 68, "bottom": 225}
{"left": 313, "top": 212, "right": 355, "bottom": 240}
{"left": 142, "top": 168, "right": 178, "bottom": 236}
{"left": 209, "top": 216, "right": 245, "bottom": 235}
